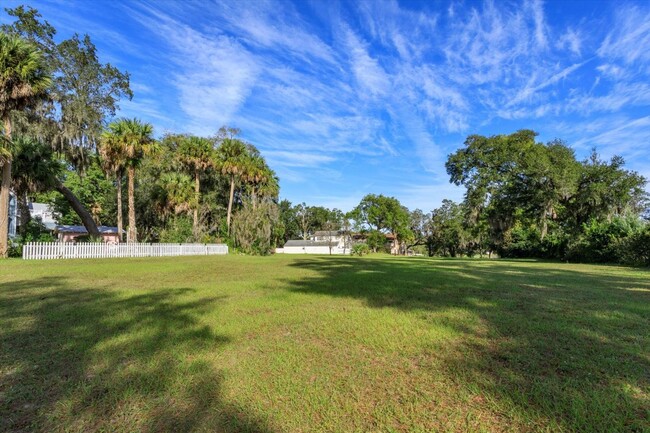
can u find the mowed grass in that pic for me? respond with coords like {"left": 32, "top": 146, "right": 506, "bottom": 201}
{"left": 0, "top": 255, "right": 648, "bottom": 433}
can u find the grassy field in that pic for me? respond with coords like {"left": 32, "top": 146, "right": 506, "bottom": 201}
{"left": 0, "top": 255, "right": 648, "bottom": 433}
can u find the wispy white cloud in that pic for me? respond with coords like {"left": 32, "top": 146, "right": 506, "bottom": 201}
{"left": 569, "top": 82, "right": 650, "bottom": 114}
{"left": 598, "top": 5, "right": 650, "bottom": 64}
{"left": 507, "top": 61, "right": 586, "bottom": 107}
{"left": 571, "top": 116, "right": 650, "bottom": 156}
{"left": 128, "top": 5, "right": 261, "bottom": 136}
{"left": 529, "top": 0, "right": 549, "bottom": 49}
{"left": 207, "top": 0, "right": 339, "bottom": 66}
{"left": 557, "top": 28, "right": 583, "bottom": 55}
{"left": 343, "top": 26, "right": 391, "bottom": 97}
{"left": 264, "top": 150, "right": 337, "bottom": 168}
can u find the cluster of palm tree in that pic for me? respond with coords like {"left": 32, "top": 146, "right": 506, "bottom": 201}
{"left": 97, "top": 122, "right": 279, "bottom": 242}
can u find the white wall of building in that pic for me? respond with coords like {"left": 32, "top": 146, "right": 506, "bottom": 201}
{"left": 281, "top": 246, "right": 349, "bottom": 255}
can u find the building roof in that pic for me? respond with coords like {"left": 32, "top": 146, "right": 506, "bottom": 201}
{"left": 284, "top": 240, "right": 334, "bottom": 247}
{"left": 40, "top": 221, "right": 57, "bottom": 230}
{"left": 313, "top": 230, "right": 344, "bottom": 237}
{"left": 55, "top": 225, "right": 124, "bottom": 234}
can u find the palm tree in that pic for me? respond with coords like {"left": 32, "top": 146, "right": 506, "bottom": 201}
{"left": 243, "top": 156, "right": 278, "bottom": 209}
{"left": 214, "top": 138, "right": 248, "bottom": 234}
{"left": 11, "top": 135, "right": 100, "bottom": 239}
{"left": 106, "top": 118, "right": 155, "bottom": 242}
{"left": 256, "top": 169, "right": 280, "bottom": 203}
{"left": 11, "top": 136, "right": 60, "bottom": 237}
{"left": 0, "top": 33, "right": 51, "bottom": 257}
{"left": 155, "top": 172, "right": 195, "bottom": 219}
{"left": 176, "top": 135, "right": 214, "bottom": 232}
{"left": 99, "top": 127, "right": 128, "bottom": 241}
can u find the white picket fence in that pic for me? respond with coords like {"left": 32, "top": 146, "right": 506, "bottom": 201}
{"left": 22, "top": 242, "right": 228, "bottom": 260}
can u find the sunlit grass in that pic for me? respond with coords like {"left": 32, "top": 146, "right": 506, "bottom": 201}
{"left": 1, "top": 255, "right": 648, "bottom": 432}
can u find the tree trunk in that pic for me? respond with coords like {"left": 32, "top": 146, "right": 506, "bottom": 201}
{"left": 193, "top": 168, "right": 200, "bottom": 233}
{"left": 116, "top": 174, "right": 123, "bottom": 242}
{"left": 252, "top": 186, "right": 257, "bottom": 210}
{"left": 0, "top": 116, "right": 12, "bottom": 258}
{"left": 18, "top": 191, "right": 30, "bottom": 239}
{"left": 226, "top": 175, "right": 235, "bottom": 234}
{"left": 127, "top": 165, "right": 137, "bottom": 242}
{"left": 54, "top": 178, "right": 101, "bottom": 238}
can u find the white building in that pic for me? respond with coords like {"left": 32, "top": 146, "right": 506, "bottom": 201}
{"left": 6, "top": 197, "right": 57, "bottom": 239}
{"left": 279, "top": 230, "right": 351, "bottom": 255}
{"left": 30, "top": 202, "right": 57, "bottom": 230}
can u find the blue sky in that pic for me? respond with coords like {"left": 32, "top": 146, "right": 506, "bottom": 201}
{"left": 3, "top": 0, "right": 650, "bottom": 212}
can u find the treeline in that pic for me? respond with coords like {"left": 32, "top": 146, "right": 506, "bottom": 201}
{"left": 440, "top": 130, "right": 649, "bottom": 265}
{"left": 274, "top": 136, "right": 650, "bottom": 265}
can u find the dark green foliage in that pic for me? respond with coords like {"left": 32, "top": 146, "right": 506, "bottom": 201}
{"left": 7, "top": 218, "right": 55, "bottom": 257}
{"left": 275, "top": 199, "right": 299, "bottom": 245}
{"left": 619, "top": 226, "right": 650, "bottom": 266}
{"left": 445, "top": 130, "right": 649, "bottom": 264}
{"left": 427, "top": 199, "right": 468, "bottom": 257}
{"left": 565, "top": 217, "right": 646, "bottom": 264}
{"left": 159, "top": 216, "right": 194, "bottom": 243}
{"left": 366, "top": 230, "right": 387, "bottom": 253}
{"left": 351, "top": 194, "right": 412, "bottom": 242}
{"left": 350, "top": 243, "right": 370, "bottom": 256}
{"left": 40, "top": 159, "right": 115, "bottom": 226}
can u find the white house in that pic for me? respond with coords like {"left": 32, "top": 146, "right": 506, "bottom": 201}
{"left": 279, "top": 230, "right": 351, "bottom": 255}
{"left": 30, "top": 202, "right": 57, "bottom": 230}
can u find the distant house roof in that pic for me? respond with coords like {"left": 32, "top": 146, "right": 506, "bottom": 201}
{"left": 313, "top": 230, "right": 344, "bottom": 237}
{"left": 40, "top": 221, "right": 57, "bottom": 230}
{"left": 284, "top": 240, "right": 333, "bottom": 247}
{"left": 55, "top": 225, "right": 124, "bottom": 235}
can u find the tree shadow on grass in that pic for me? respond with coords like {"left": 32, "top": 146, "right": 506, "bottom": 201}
{"left": 0, "top": 277, "right": 273, "bottom": 433}
{"left": 286, "top": 257, "right": 650, "bottom": 432}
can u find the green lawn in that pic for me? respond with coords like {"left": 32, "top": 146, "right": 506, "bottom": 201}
{"left": 1, "top": 255, "right": 648, "bottom": 432}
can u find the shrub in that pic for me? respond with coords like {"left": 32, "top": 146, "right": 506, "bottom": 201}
{"left": 350, "top": 243, "right": 370, "bottom": 256}
{"left": 366, "top": 230, "right": 386, "bottom": 253}
{"left": 159, "top": 217, "right": 194, "bottom": 243}
{"left": 8, "top": 219, "right": 56, "bottom": 257}
{"left": 565, "top": 217, "right": 645, "bottom": 263}
{"left": 619, "top": 225, "right": 650, "bottom": 266}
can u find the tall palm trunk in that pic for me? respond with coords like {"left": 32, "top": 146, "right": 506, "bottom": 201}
{"left": 54, "top": 178, "right": 100, "bottom": 238}
{"left": 193, "top": 168, "right": 200, "bottom": 233}
{"left": 127, "top": 165, "right": 137, "bottom": 242}
{"left": 116, "top": 174, "right": 123, "bottom": 242}
{"left": 226, "top": 174, "right": 235, "bottom": 234}
{"left": 17, "top": 192, "right": 30, "bottom": 239}
{"left": 0, "top": 116, "right": 13, "bottom": 257}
